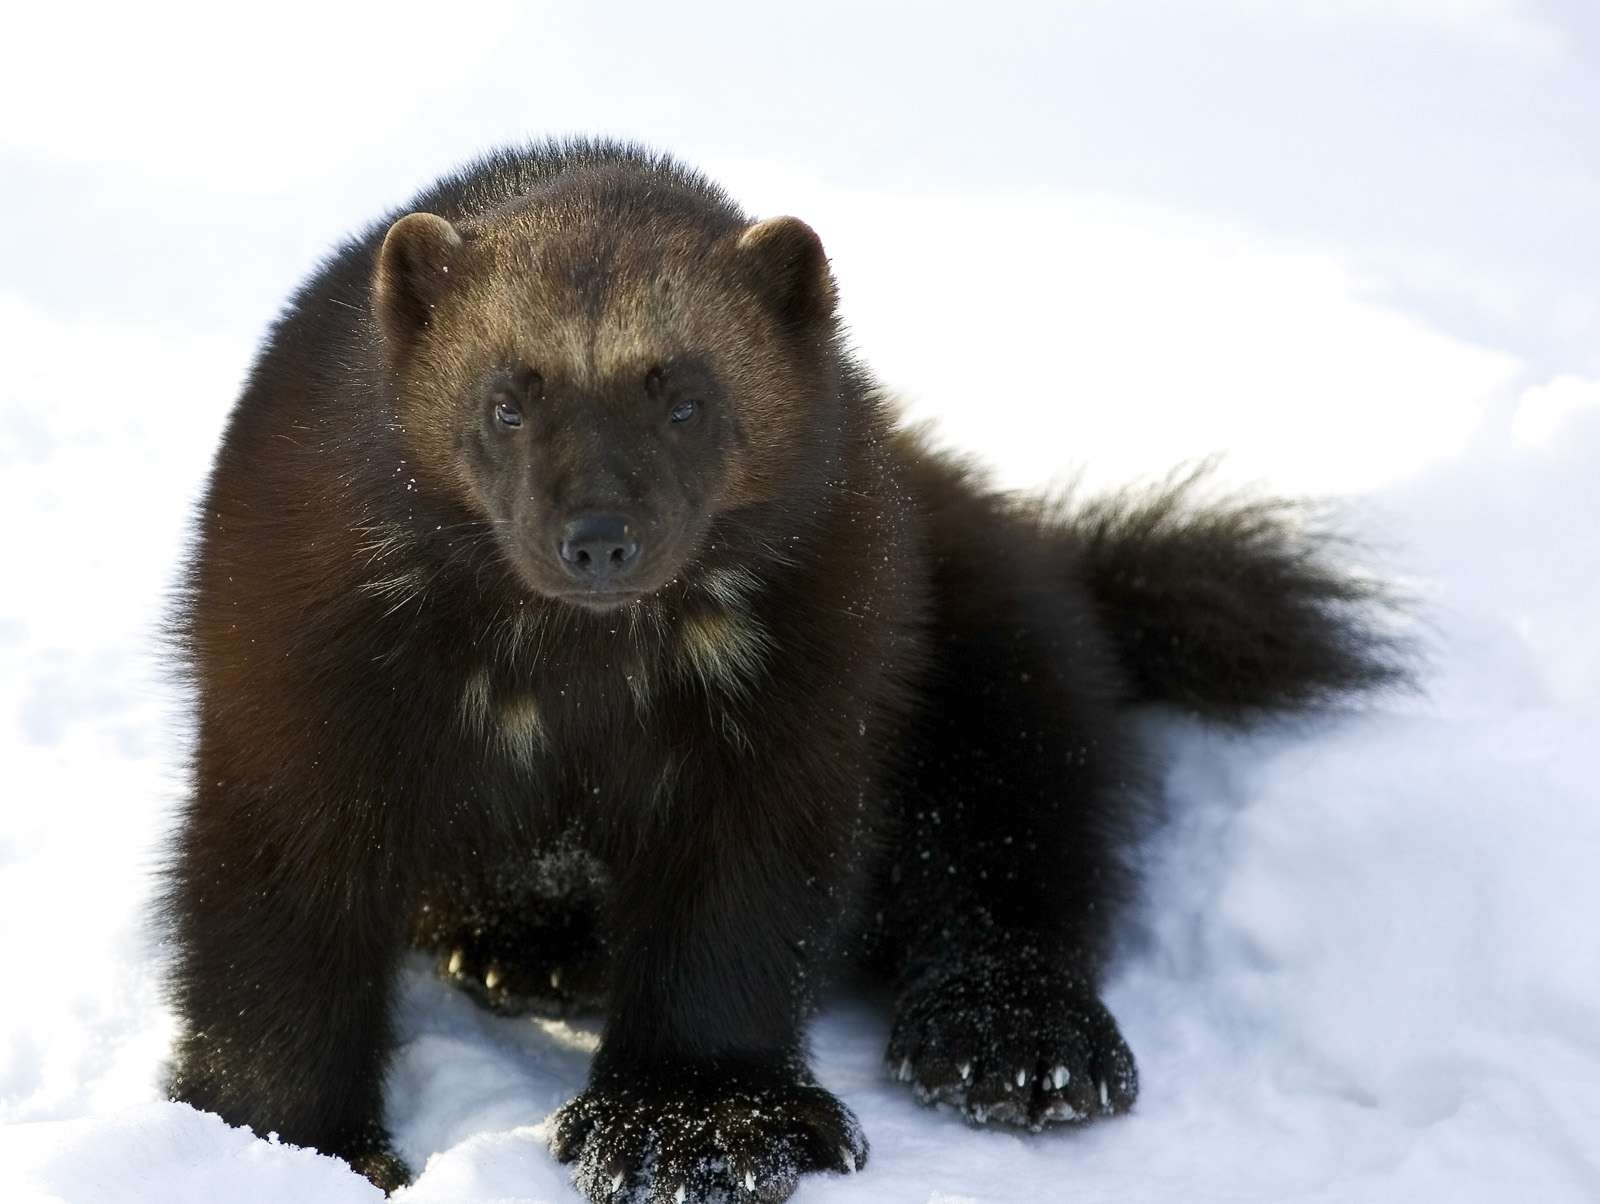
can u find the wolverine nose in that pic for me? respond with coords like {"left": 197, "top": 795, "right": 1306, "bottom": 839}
{"left": 557, "top": 513, "right": 641, "bottom": 583}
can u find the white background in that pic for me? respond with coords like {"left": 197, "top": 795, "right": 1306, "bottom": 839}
{"left": 1, "top": 3, "right": 1597, "bottom": 1202}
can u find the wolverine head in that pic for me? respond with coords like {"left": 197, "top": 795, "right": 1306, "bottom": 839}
{"left": 371, "top": 165, "right": 838, "bottom": 611}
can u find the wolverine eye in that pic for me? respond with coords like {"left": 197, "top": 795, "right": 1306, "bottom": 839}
{"left": 669, "top": 399, "right": 698, "bottom": 424}
{"left": 495, "top": 400, "right": 523, "bottom": 428}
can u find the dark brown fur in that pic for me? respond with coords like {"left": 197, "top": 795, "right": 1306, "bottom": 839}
{"left": 161, "top": 140, "right": 1405, "bottom": 1202}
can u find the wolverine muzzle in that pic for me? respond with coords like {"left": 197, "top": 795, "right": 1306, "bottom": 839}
{"left": 557, "top": 512, "right": 642, "bottom": 585}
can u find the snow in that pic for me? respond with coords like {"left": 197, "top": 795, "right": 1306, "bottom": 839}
{"left": 3, "top": 3, "right": 1599, "bottom": 1202}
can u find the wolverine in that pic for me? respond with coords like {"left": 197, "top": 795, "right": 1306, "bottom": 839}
{"left": 162, "top": 140, "right": 1401, "bottom": 1202}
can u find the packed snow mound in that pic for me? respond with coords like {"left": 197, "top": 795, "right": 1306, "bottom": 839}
{"left": 0, "top": 1104, "right": 387, "bottom": 1204}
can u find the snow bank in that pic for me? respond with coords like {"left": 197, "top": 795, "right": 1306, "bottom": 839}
{"left": 0, "top": 1104, "right": 385, "bottom": 1204}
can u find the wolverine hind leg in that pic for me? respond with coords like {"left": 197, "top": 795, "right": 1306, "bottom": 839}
{"left": 410, "top": 849, "right": 611, "bottom": 1018}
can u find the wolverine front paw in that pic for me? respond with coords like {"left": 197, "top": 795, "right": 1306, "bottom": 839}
{"left": 170, "top": 1063, "right": 412, "bottom": 1194}
{"left": 888, "top": 950, "right": 1138, "bottom": 1129}
{"left": 346, "top": 1143, "right": 414, "bottom": 1195}
{"left": 549, "top": 1061, "right": 867, "bottom": 1203}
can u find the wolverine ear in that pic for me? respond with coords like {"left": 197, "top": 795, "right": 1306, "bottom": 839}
{"left": 372, "top": 212, "right": 465, "bottom": 346}
{"left": 736, "top": 216, "right": 836, "bottom": 326}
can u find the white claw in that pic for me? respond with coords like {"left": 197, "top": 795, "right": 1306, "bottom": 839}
{"left": 1099, "top": 1080, "right": 1110, "bottom": 1109}
{"left": 839, "top": 1145, "right": 855, "bottom": 1171}
{"left": 550, "top": 967, "right": 563, "bottom": 989}
{"left": 446, "top": 949, "right": 463, "bottom": 976}
{"left": 1015, "top": 1068, "right": 1028, "bottom": 1088}
{"left": 958, "top": 1061, "right": 972, "bottom": 1082}
{"left": 744, "top": 1169, "right": 756, "bottom": 1191}
{"left": 898, "top": 1057, "right": 913, "bottom": 1082}
{"left": 674, "top": 1186, "right": 686, "bottom": 1204}
{"left": 610, "top": 1169, "right": 624, "bottom": 1192}
{"left": 483, "top": 965, "right": 502, "bottom": 990}
{"left": 1051, "top": 1066, "right": 1070, "bottom": 1091}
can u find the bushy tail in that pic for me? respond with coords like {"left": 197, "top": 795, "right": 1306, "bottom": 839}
{"left": 1053, "top": 466, "right": 1413, "bottom": 722}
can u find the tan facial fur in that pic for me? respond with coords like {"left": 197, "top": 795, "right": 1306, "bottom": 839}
{"left": 375, "top": 195, "right": 835, "bottom": 548}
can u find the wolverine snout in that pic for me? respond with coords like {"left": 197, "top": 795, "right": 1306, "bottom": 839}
{"left": 557, "top": 512, "right": 643, "bottom": 586}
